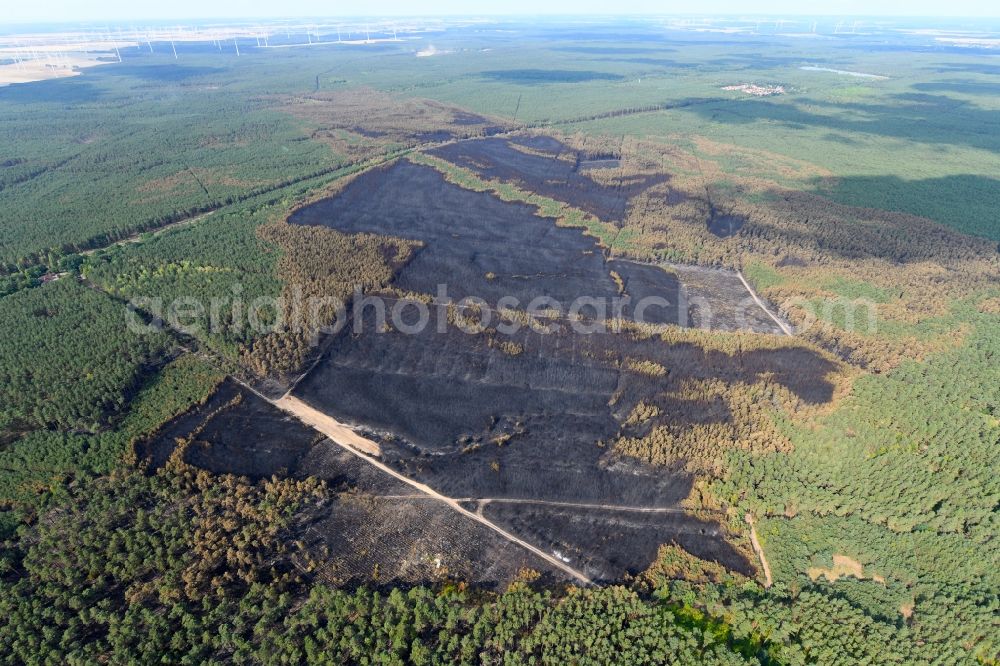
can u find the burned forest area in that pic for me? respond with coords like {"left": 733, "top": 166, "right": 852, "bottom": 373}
{"left": 144, "top": 139, "right": 830, "bottom": 588}
{"left": 4, "top": 18, "right": 998, "bottom": 664}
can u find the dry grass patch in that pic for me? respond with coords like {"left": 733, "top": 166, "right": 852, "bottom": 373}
{"left": 807, "top": 554, "right": 887, "bottom": 585}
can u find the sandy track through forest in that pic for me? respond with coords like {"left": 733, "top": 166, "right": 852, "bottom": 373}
{"left": 78, "top": 294, "right": 598, "bottom": 584}
{"left": 745, "top": 514, "right": 773, "bottom": 588}
{"left": 22, "top": 130, "right": 503, "bottom": 276}
{"left": 273, "top": 395, "right": 382, "bottom": 456}
{"left": 73, "top": 124, "right": 777, "bottom": 587}
{"left": 94, "top": 277, "right": 597, "bottom": 583}
{"left": 737, "top": 270, "right": 794, "bottom": 336}
{"left": 245, "top": 386, "right": 594, "bottom": 584}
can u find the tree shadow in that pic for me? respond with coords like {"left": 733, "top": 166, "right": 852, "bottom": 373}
{"left": 928, "top": 62, "right": 1000, "bottom": 76}
{"left": 707, "top": 53, "right": 826, "bottom": 69}
{"left": 680, "top": 91, "right": 1000, "bottom": 152}
{"left": 913, "top": 80, "right": 1000, "bottom": 96}
{"left": 815, "top": 173, "right": 1000, "bottom": 241}
{"left": 551, "top": 46, "right": 675, "bottom": 55}
{"left": 602, "top": 57, "right": 702, "bottom": 69}
{"left": 107, "top": 64, "right": 225, "bottom": 82}
{"left": 480, "top": 69, "right": 625, "bottom": 85}
{"left": 0, "top": 77, "right": 103, "bottom": 104}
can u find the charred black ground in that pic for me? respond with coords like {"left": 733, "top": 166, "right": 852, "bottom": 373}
{"left": 708, "top": 212, "right": 747, "bottom": 238}
{"left": 289, "top": 160, "right": 636, "bottom": 309}
{"left": 273, "top": 159, "right": 835, "bottom": 580}
{"left": 427, "top": 137, "right": 667, "bottom": 223}
{"left": 286, "top": 160, "right": 780, "bottom": 332}
{"left": 140, "top": 381, "right": 570, "bottom": 588}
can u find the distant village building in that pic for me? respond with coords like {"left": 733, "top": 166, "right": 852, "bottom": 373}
{"left": 721, "top": 83, "right": 786, "bottom": 97}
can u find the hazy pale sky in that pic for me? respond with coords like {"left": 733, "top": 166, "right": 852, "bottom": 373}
{"left": 4, "top": 0, "right": 998, "bottom": 24}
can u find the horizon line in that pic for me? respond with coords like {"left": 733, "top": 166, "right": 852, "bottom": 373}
{"left": 3, "top": 13, "right": 1000, "bottom": 27}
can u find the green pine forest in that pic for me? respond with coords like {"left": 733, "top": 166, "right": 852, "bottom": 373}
{"left": 0, "top": 23, "right": 998, "bottom": 665}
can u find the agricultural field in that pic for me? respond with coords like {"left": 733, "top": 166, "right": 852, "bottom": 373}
{"left": 0, "top": 14, "right": 998, "bottom": 665}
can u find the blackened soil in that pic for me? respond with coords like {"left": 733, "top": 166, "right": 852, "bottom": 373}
{"left": 427, "top": 137, "right": 666, "bottom": 222}
{"left": 283, "top": 161, "right": 836, "bottom": 580}
{"left": 508, "top": 134, "right": 568, "bottom": 155}
{"left": 139, "top": 380, "right": 324, "bottom": 479}
{"left": 451, "top": 110, "right": 505, "bottom": 131}
{"left": 289, "top": 161, "right": 668, "bottom": 312}
{"left": 708, "top": 213, "right": 746, "bottom": 238}
{"left": 668, "top": 264, "right": 786, "bottom": 334}
{"left": 580, "top": 158, "right": 622, "bottom": 170}
{"left": 297, "top": 309, "right": 834, "bottom": 501}
{"left": 309, "top": 493, "right": 568, "bottom": 588}
{"left": 477, "top": 502, "right": 752, "bottom": 581}
{"left": 141, "top": 381, "right": 570, "bottom": 589}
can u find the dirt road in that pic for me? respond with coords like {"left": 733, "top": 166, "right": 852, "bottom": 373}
{"left": 254, "top": 388, "right": 594, "bottom": 584}
{"left": 745, "top": 513, "right": 773, "bottom": 588}
{"left": 737, "top": 270, "right": 794, "bottom": 337}
{"left": 380, "top": 495, "right": 724, "bottom": 515}
{"left": 463, "top": 497, "right": 721, "bottom": 516}
{"left": 273, "top": 395, "right": 382, "bottom": 456}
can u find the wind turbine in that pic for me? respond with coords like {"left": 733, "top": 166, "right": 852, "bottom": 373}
{"left": 54, "top": 40, "right": 67, "bottom": 68}
{"left": 171, "top": 40, "right": 177, "bottom": 59}
{"left": 10, "top": 39, "right": 23, "bottom": 69}
{"left": 234, "top": 39, "right": 240, "bottom": 56}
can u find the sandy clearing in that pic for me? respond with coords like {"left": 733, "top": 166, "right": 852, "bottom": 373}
{"left": 273, "top": 395, "right": 382, "bottom": 456}
{"left": 799, "top": 66, "right": 889, "bottom": 80}
{"left": 0, "top": 56, "right": 112, "bottom": 86}
{"left": 808, "top": 553, "right": 886, "bottom": 584}
{"left": 260, "top": 388, "right": 594, "bottom": 584}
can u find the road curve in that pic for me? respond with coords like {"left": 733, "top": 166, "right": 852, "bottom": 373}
{"left": 247, "top": 388, "right": 594, "bottom": 584}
